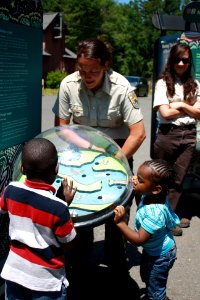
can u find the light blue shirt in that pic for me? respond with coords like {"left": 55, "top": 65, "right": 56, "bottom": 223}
{"left": 134, "top": 196, "right": 180, "bottom": 256}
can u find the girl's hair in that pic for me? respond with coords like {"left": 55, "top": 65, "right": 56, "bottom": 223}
{"left": 161, "top": 43, "right": 197, "bottom": 104}
{"left": 142, "top": 159, "right": 175, "bottom": 192}
{"left": 77, "top": 38, "right": 112, "bottom": 67}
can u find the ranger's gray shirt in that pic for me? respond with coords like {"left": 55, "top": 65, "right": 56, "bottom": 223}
{"left": 52, "top": 69, "right": 143, "bottom": 139}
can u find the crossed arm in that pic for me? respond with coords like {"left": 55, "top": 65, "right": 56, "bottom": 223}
{"left": 157, "top": 100, "right": 200, "bottom": 120}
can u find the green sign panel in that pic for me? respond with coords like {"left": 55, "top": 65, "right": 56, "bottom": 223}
{"left": 0, "top": 19, "right": 42, "bottom": 150}
{"left": 180, "top": 32, "right": 200, "bottom": 81}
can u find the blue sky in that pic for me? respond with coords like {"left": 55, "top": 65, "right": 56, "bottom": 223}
{"left": 117, "top": 0, "right": 130, "bottom": 3}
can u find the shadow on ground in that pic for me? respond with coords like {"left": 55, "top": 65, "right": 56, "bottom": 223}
{"left": 67, "top": 240, "right": 142, "bottom": 300}
{"left": 68, "top": 264, "right": 141, "bottom": 300}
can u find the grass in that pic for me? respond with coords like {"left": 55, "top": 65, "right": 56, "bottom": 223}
{"left": 42, "top": 88, "right": 58, "bottom": 96}
{"left": 42, "top": 87, "right": 152, "bottom": 97}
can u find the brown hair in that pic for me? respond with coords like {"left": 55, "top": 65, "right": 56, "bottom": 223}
{"left": 77, "top": 38, "right": 112, "bottom": 68}
{"left": 161, "top": 43, "right": 197, "bottom": 104}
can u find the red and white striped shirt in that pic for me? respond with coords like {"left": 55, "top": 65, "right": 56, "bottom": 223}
{"left": 0, "top": 180, "right": 76, "bottom": 291}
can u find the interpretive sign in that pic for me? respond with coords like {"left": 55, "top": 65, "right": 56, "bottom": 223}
{"left": 0, "top": 19, "right": 42, "bottom": 150}
{"left": 0, "top": 0, "right": 43, "bottom": 194}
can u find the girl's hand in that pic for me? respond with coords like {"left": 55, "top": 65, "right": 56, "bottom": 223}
{"left": 62, "top": 178, "right": 77, "bottom": 205}
{"left": 131, "top": 175, "right": 138, "bottom": 186}
{"left": 114, "top": 205, "right": 125, "bottom": 224}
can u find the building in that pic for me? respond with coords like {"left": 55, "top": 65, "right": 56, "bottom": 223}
{"left": 43, "top": 12, "right": 77, "bottom": 83}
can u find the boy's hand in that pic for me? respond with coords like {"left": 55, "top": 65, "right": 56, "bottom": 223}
{"left": 114, "top": 205, "right": 126, "bottom": 224}
{"left": 62, "top": 178, "right": 77, "bottom": 206}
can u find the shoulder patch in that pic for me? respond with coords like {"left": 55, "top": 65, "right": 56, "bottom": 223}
{"left": 128, "top": 91, "right": 139, "bottom": 109}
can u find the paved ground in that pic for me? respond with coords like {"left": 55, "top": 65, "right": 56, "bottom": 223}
{"left": 42, "top": 95, "right": 200, "bottom": 300}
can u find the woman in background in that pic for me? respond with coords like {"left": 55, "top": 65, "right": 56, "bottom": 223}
{"left": 153, "top": 43, "right": 200, "bottom": 236}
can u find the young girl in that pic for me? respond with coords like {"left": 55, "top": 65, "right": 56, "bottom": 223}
{"left": 114, "top": 159, "right": 180, "bottom": 300}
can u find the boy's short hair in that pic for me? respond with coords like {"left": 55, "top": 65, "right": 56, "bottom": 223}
{"left": 22, "top": 138, "right": 58, "bottom": 178}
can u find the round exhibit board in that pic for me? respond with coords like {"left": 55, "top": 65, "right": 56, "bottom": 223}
{"left": 13, "top": 125, "right": 134, "bottom": 228}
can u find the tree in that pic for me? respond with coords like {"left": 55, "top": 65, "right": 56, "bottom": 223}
{"left": 41, "top": 0, "right": 191, "bottom": 78}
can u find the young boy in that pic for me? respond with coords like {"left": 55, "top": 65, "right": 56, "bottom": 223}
{"left": 0, "top": 138, "right": 77, "bottom": 300}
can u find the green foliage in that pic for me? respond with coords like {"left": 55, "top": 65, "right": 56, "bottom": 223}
{"left": 41, "top": 0, "right": 60, "bottom": 11}
{"left": 46, "top": 70, "right": 67, "bottom": 89}
{"left": 41, "top": 0, "right": 190, "bottom": 80}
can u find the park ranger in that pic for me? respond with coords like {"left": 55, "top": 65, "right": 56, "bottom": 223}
{"left": 52, "top": 37, "right": 146, "bottom": 275}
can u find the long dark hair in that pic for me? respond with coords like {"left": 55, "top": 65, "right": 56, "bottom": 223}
{"left": 161, "top": 43, "right": 197, "bottom": 104}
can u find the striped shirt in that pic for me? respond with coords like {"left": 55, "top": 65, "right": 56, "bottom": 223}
{"left": 0, "top": 180, "right": 76, "bottom": 291}
{"left": 134, "top": 196, "right": 180, "bottom": 256}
